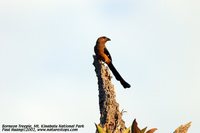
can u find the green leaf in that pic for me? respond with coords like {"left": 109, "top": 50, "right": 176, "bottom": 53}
{"left": 106, "top": 129, "right": 112, "bottom": 133}
{"left": 123, "top": 127, "right": 130, "bottom": 133}
{"left": 95, "top": 123, "right": 106, "bottom": 133}
{"left": 141, "top": 127, "right": 147, "bottom": 133}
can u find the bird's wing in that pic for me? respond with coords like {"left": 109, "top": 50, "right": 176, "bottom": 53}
{"left": 104, "top": 48, "right": 112, "bottom": 61}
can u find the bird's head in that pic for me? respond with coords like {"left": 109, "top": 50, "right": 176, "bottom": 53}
{"left": 96, "top": 36, "right": 111, "bottom": 44}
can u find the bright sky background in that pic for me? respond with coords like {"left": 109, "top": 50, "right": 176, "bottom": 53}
{"left": 0, "top": 0, "right": 199, "bottom": 133}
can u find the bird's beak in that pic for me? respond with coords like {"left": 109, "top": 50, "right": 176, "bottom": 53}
{"left": 107, "top": 38, "right": 111, "bottom": 41}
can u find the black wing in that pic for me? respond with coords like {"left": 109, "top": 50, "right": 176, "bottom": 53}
{"left": 104, "top": 48, "right": 112, "bottom": 61}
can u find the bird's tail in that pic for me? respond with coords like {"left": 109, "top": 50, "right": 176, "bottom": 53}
{"left": 108, "top": 62, "right": 131, "bottom": 88}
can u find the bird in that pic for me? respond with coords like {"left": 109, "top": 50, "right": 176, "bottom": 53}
{"left": 94, "top": 36, "right": 131, "bottom": 88}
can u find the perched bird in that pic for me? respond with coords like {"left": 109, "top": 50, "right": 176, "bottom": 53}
{"left": 94, "top": 36, "right": 131, "bottom": 88}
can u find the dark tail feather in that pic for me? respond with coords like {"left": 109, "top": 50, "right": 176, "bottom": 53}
{"left": 108, "top": 62, "right": 131, "bottom": 88}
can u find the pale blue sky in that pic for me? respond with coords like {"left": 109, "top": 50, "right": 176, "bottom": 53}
{"left": 0, "top": 0, "right": 199, "bottom": 132}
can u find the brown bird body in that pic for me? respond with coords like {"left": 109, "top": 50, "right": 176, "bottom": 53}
{"left": 94, "top": 36, "right": 131, "bottom": 88}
